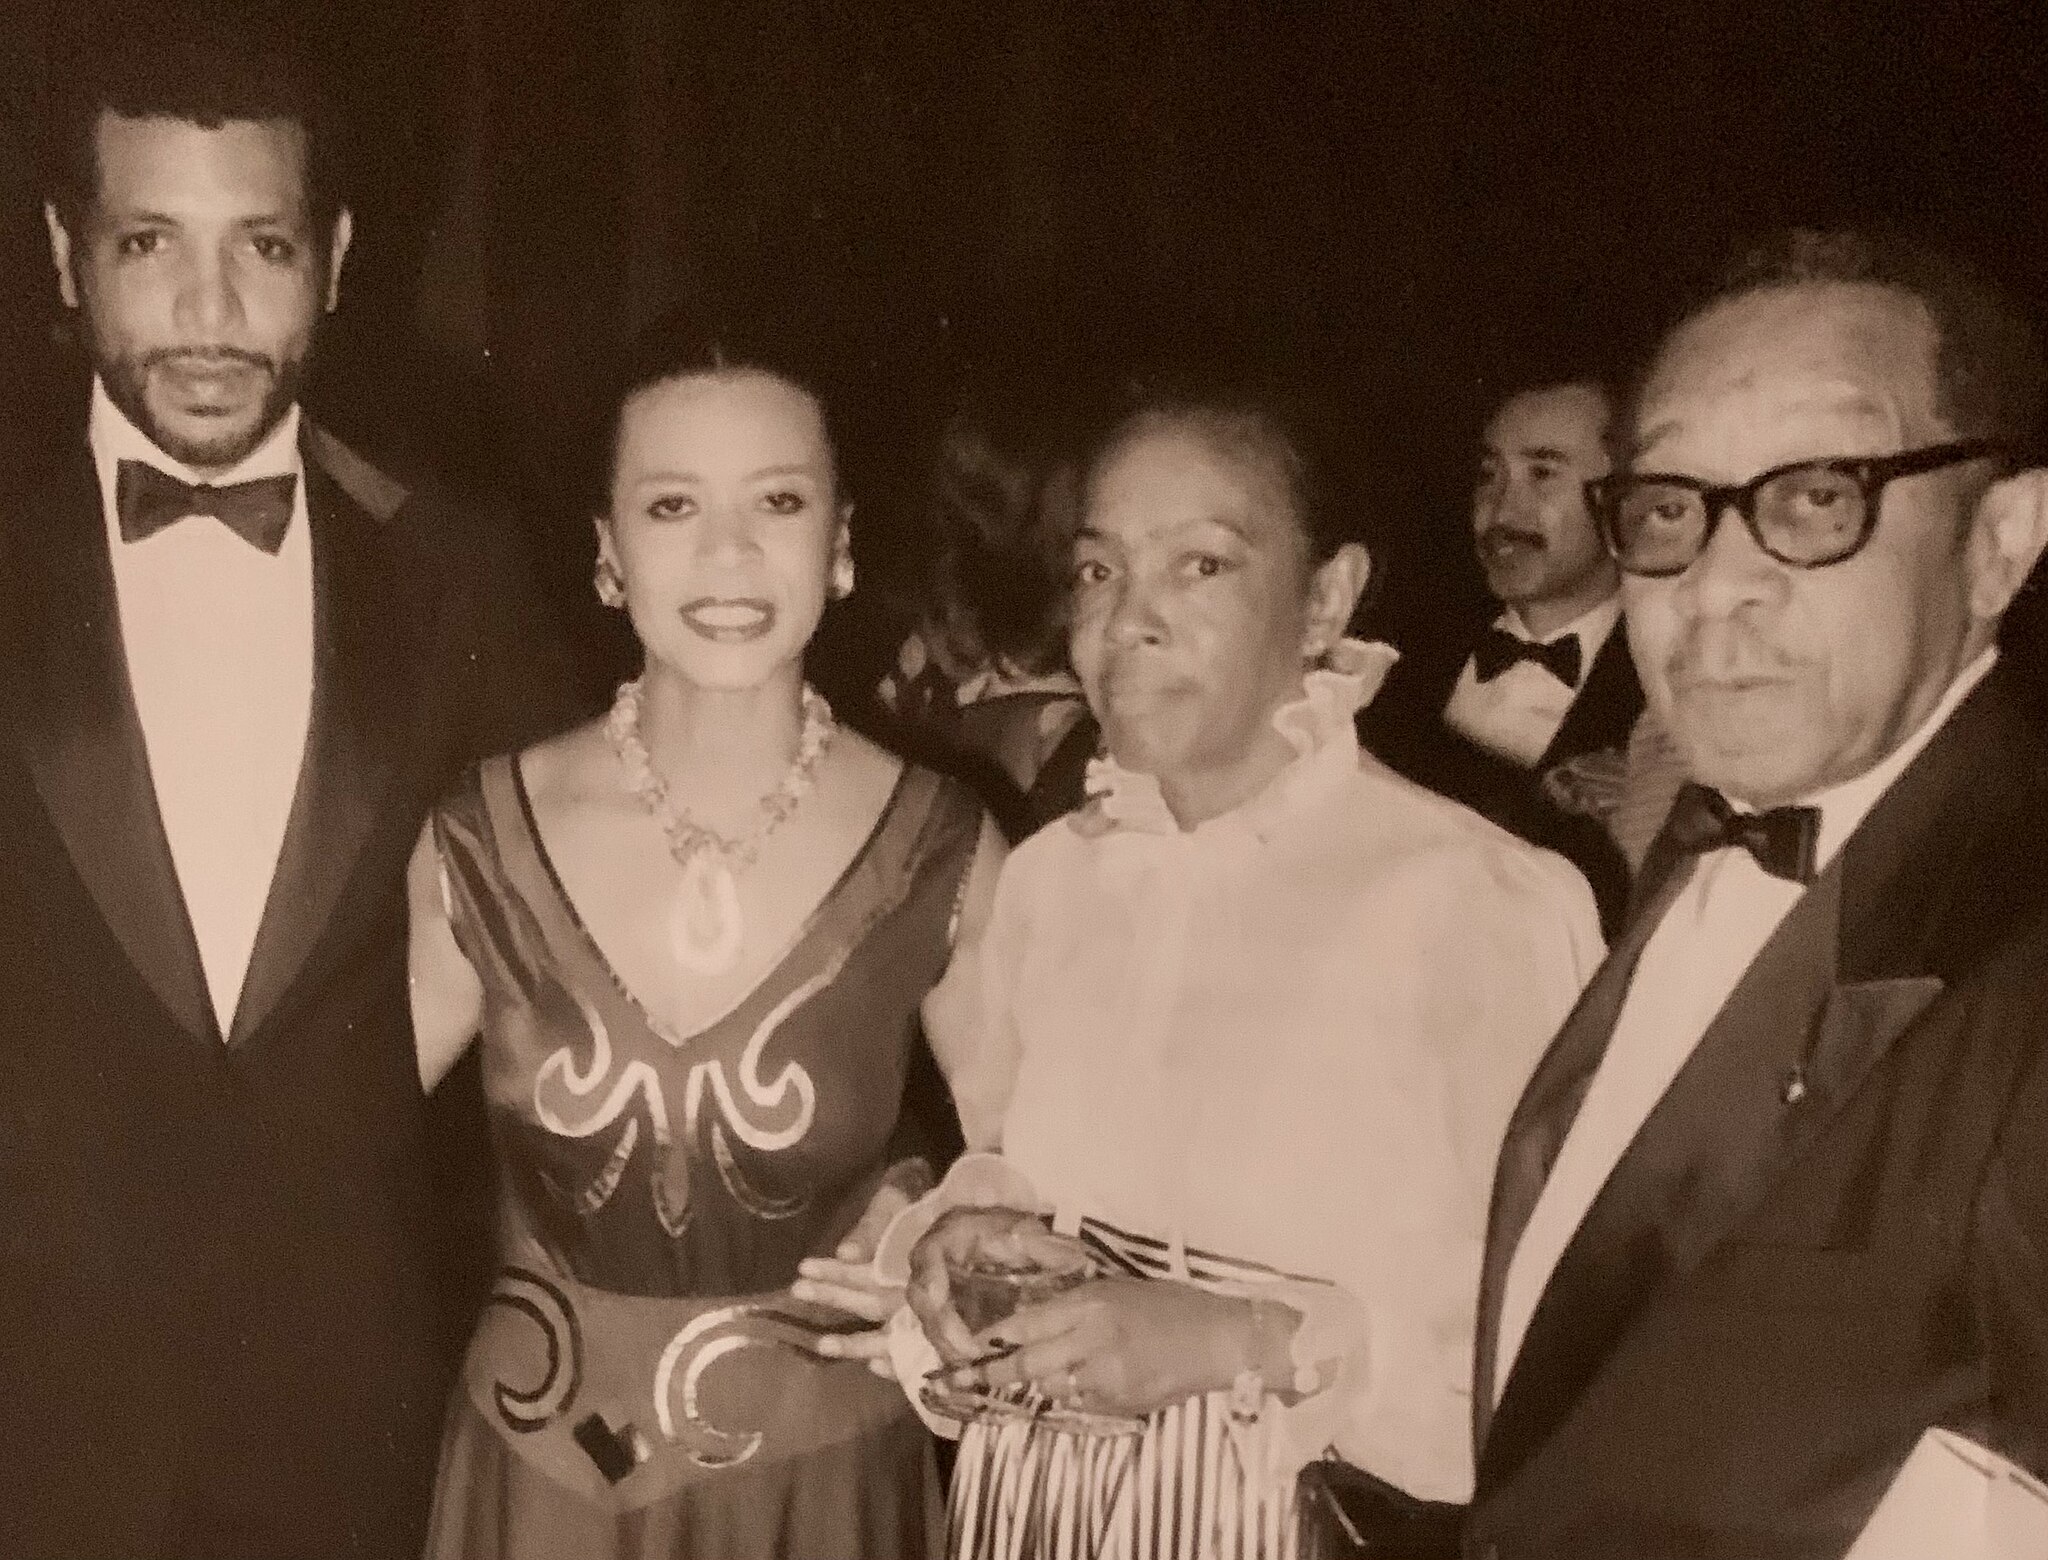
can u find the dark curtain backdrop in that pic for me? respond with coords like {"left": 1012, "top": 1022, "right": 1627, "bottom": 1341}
{"left": 5, "top": 0, "right": 2047, "bottom": 691}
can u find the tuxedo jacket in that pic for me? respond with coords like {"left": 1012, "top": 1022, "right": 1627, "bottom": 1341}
{"left": 1464, "top": 669, "right": 2048, "bottom": 1560}
{"left": 0, "top": 419, "right": 589, "bottom": 1559}
{"left": 1361, "top": 615, "right": 1643, "bottom": 932}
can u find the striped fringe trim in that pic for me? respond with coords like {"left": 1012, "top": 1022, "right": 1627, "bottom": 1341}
{"left": 948, "top": 1389, "right": 1296, "bottom": 1560}
{"left": 1073, "top": 1218, "right": 1315, "bottom": 1288}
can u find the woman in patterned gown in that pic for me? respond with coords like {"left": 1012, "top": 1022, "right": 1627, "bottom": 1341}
{"left": 407, "top": 318, "right": 1005, "bottom": 1560}
{"left": 900, "top": 373, "right": 1603, "bottom": 1559}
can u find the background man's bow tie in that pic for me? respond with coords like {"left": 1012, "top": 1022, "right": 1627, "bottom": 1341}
{"left": 116, "top": 459, "right": 296, "bottom": 554}
{"left": 1664, "top": 781, "right": 1821, "bottom": 884}
{"left": 1474, "top": 626, "right": 1581, "bottom": 686}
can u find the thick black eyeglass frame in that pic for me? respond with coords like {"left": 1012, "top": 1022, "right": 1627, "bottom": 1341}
{"left": 1587, "top": 438, "right": 2004, "bottom": 577}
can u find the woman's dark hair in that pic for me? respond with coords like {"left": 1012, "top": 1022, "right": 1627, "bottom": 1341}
{"left": 1076, "top": 366, "right": 1377, "bottom": 573}
{"left": 590, "top": 308, "right": 852, "bottom": 516}
{"left": 916, "top": 379, "right": 1078, "bottom": 677}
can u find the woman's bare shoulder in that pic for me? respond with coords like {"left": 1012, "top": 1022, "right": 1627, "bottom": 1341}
{"left": 831, "top": 723, "right": 905, "bottom": 782}
{"left": 819, "top": 725, "right": 908, "bottom": 829}
{"left": 516, "top": 715, "right": 615, "bottom": 814}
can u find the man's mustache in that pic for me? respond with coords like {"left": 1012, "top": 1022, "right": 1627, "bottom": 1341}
{"left": 1664, "top": 631, "right": 1800, "bottom": 686}
{"left": 1478, "top": 525, "right": 1545, "bottom": 553}
{"left": 144, "top": 346, "right": 274, "bottom": 373}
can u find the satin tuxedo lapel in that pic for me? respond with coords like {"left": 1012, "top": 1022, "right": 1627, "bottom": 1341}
{"left": 1473, "top": 673, "right": 2026, "bottom": 1499}
{"left": 228, "top": 433, "right": 414, "bottom": 1047}
{"left": 1477, "top": 869, "right": 1873, "bottom": 1491}
{"left": 1470, "top": 849, "right": 1693, "bottom": 1452}
{"left": 1538, "top": 624, "right": 1642, "bottom": 769}
{"left": 5, "top": 447, "right": 218, "bottom": 1045}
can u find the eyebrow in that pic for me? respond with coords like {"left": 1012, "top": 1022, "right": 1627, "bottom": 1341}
{"left": 102, "top": 205, "right": 304, "bottom": 230}
{"left": 101, "top": 205, "right": 183, "bottom": 226}
{"left": 631, "top": 463, "right": 822, "bottom": 486}
{"left": 1195, "top": 512, "right": 1256, "bottom": 545}
{"left": 1633, "top": 390, "right": 1893, "bottom": 461}
{"left": 1074, "top": 513, "right": 1256, "bottom": 546}
{"left": 1478, "top": 441, "right": 1573, "bottom": 462}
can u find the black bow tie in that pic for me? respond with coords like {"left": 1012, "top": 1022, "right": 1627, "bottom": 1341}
{"left": 1473, "top": 626, "right": 1581, "bottom": 687}
{"left": 116, "top": 459, "right": 296, "bottom": 554}
{"left": 1663, "top": 781, "right": 1821, "bottom": 884}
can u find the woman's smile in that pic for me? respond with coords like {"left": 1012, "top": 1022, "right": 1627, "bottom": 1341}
{"left": 679, "top": 596, "right": 777, "bottom": 641}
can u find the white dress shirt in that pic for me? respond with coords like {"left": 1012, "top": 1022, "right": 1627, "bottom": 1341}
{"left": 1442, "top": 593, "right": 1624, "bottom": 768}
{"left": 963, "top": 642, "right": 1604, "bottom": 1501}
{"left": 91, "top": 381, "right": 315, "bottom": 1032}
{"left": 1494, "top": 647, "right": 2000, "bottom": 1395}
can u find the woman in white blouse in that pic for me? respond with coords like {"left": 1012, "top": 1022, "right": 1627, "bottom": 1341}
{"left": 902, "top": 374, "right": 1605, "bottom": 1558}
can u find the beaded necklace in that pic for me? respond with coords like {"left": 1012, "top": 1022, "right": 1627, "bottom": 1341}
{"left": 605, "top": 678, "right": 836, "bottom": 974}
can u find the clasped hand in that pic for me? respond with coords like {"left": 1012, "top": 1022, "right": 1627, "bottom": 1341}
{"left": 907, "top": 1205, "right": 1265, "bottom": 1419}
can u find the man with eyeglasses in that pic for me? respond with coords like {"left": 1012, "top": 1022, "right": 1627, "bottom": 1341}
{"left": 1463, "top": 229, "right": 2048, "bottom": 1560}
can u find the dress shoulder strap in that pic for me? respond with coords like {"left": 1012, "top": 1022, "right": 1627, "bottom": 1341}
{"left": 427, "top": 752, "right": 554, "bottom": 994}
{"left": 790, "top": 762, "right": 985, "bottom": 964}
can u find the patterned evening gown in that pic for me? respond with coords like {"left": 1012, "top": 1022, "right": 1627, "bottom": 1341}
{"left": 423, "top": 753, "right": 981, "bottom": 1559}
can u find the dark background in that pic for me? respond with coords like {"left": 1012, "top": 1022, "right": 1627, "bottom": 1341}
{"left": 4, "top": 0, "right": 2045, "bottom": 694}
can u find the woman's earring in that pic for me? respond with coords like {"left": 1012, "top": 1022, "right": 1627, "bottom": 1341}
{"left": 830, "top": 552, "right": 856, "bottom": 601}
{"left": 594, "top": 554, "right": 626, "bottom": 609}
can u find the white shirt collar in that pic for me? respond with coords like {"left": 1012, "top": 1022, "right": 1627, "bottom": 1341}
{"left": 1789, "top": 646, "right": 2000, "bottom": 872}
{"left": 1497, "top": 592, "right": 1624, "bottom": 683}
{"left": 89, "top": 377, "right": 303, "bottom": 524}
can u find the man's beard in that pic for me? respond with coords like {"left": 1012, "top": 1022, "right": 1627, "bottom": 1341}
{"left": 99, "top": 344, "right": 307, "bottom": 472}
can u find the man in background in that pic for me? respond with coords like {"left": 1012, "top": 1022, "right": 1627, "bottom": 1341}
{"left": 1366, "top": 372, "right": 1642, "bottom": 927}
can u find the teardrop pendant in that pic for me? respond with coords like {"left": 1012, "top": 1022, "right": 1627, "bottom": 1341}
{"left": 670, "top": 853, "right": 744, "bottom": 974}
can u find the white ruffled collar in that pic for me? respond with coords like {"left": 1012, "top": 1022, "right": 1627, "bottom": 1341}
{"left": 1076, "top": 638, "right": 1399, "bottom": 840}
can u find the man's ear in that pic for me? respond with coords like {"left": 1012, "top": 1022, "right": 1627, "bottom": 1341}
{"left": 324, "top": 207, "right": 354, "bottom": 314}
{"left": 1966, "top": 467, "right": 2048, "bottom": 623}
{"left": 1303, "top": 541, "right": 1372, "bottom": 658}
{"left": 43, "top": 202, "right": 79, "bottom": 310}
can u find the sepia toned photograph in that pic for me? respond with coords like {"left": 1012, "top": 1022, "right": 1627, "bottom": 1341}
{"left": 0, "top": 1, "right": 2044, "bottom": 1556}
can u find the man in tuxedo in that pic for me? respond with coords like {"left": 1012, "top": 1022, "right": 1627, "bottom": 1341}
{"left": 0, "top": 22, "right": 586, "bottom": 1558}
{"left": 1465, "top": 229, "right": 2048, "bottom": 1559}
{"left": 1364, "top": 375, "right": 1642, "bottom": 928}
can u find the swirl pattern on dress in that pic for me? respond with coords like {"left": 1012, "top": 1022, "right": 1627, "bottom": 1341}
{"left": 485, "top": 1266, "right": 584, "bottom": 1433}
{"left": 529, "top": 950, "right": 850, "bottom": 1224}
{"left": 653, "top": 1306, "right": 774, "bottom": 1468}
